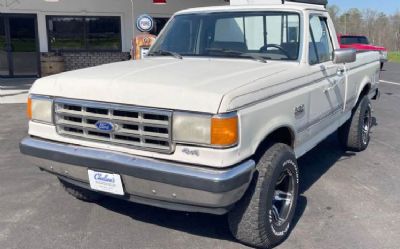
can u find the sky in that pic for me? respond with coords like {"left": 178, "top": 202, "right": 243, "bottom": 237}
{"left": 329, "top": 0, "right": 399, "bottom": 14}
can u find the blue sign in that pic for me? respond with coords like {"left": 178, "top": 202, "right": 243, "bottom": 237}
{"left": 95, "top": 121, "right": 114, "bottom": 132}
{"left": 136, "top": 14, "right": 154, "bottom": 32}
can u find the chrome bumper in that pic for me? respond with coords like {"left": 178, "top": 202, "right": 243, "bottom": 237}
{"left": 20, "top": 137, "right": 255, "bottom": 215}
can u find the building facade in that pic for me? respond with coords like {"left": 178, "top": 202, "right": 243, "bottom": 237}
{"left": 0, "top": 0, "right": 227, "bottom": 77}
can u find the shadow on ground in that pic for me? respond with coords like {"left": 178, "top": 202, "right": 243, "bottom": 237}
{"left": 97, "top": 125, "right": 376, "bottom": 244}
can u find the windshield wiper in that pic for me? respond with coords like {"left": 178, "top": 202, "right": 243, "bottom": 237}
{"left": 147, "top": 50, "right": 183, "bottom": 59}
{"left": 205, "top": 48, "right": 267, "bottom": 63}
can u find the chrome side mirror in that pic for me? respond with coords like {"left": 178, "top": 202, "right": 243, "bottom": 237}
{"left": 333, "top": 48, "right": 356, "bottom": 64}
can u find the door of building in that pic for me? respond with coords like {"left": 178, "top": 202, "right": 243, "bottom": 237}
{"left": 0, "top": 14, "right": 40, "bottom": 77}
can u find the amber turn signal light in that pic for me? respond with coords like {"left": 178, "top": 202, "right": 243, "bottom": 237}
{"left": 211, "top": 115, "right": 238, "bottom": 147}
{"left": 27, "top": 96, "right": 32, "bottom": 120}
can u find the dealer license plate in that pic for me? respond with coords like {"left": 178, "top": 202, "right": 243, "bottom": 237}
{"left": 88, "top": 170, "right": 124, "bottom": 196}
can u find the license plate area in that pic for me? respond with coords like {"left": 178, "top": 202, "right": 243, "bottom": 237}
{"left": 88, "top": 170, "right": 124, "bottom": 196}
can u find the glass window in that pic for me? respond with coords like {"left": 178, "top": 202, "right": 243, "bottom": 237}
{"left": 215, "top": 17, "right": 244, "bottom": 42}
{"left": 309, "top": 15, "right": 333, "bottom": 64}
{"left": 47, "top": 16, "right": 121, "bottom": 51}
{"left": 150, "top": 12, "right": 301, "bottom": 61}
{"left": 47, "top": 17, "right": 84, "bottom": 51}
{"left": 87, "top": 17, "right": 121, "bottom": 50}
{"left": 149, "top": 18, "right": 170, "bottom": 36}
{"left": 340, "top": 36, "right": 369, "bottom": 45}
{"left": 244, "top": 16, "right": 264, "bottom": 50}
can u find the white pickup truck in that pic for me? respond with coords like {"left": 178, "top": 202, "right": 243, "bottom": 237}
{"left": 20, "top": 0, "right": 381, "bottom": 248}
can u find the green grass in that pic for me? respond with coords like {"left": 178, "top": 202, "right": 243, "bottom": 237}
{"left": 389, "top": 52, "right": 400, "bottom": 63}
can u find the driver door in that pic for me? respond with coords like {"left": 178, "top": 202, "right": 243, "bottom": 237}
{"left": 308, "top": 15, "right": 345, "bottom": 137}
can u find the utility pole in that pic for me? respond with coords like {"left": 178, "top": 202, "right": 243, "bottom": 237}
{"left": 130, "top": 0, "right": 135, "bottom": 59}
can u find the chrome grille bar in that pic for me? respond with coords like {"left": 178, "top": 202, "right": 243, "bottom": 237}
{"left": 54, "top": 98, "right": 173, "bottom": 153}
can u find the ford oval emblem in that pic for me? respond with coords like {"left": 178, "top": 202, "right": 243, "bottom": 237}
{"left": 95, "top": 121, "right": 114, "bottom": 132}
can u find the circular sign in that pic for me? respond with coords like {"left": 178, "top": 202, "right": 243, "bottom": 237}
{"left": 136, "top": 14, "right": 154, "bottom": 32}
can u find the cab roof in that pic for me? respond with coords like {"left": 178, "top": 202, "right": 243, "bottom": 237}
{"left": 177, "top": 1, "right": 326, "bottom": 15}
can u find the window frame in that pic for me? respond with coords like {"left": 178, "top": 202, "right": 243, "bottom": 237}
{"left": 46, "top": 15, "right": 122, "bottom": 52}
{"left": 308, "top": 14, "right": 334, "bottom": 65}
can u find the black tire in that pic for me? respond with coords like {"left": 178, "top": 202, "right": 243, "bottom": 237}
{"left": 228, "top": 143, "right": 299, "bottom": 249}
{"left": 380, "top": 62, "right": 384, "bottom": 70}
{"left": 59, "top": 178, "right": 103, "bottom": 202}
{"left": 338, "top": 95, "right": 372, "bottom": 152}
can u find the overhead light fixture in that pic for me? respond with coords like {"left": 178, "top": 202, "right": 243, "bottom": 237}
{"left": 44, "top": 0, "right": 60, "bottom": 2}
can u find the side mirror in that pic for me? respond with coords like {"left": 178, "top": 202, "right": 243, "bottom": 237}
{"left": 333, "top": 48, "right": 356, "bottom": 64}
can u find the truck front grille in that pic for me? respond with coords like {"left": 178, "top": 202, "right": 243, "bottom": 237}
{"left": 54, "top": 98, "right": 173, "bottom": 153}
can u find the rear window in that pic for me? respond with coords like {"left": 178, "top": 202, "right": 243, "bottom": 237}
{"left": 340, "top": 36, "right": 369, "bottom": 45}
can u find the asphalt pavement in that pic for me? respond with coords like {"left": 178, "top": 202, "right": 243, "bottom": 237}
{"left": 0, "top": 63, "right": 399, "bottom": 249}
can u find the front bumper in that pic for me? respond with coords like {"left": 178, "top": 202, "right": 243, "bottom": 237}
{"left": 20, "top": 137, "right": 255, "bottom": 215}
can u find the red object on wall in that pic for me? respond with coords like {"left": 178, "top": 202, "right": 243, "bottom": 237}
{"left": 153, "top": 0, "right": 167, "bottom": 4}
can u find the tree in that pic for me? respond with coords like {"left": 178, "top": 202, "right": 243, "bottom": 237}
{"left": 327, "top": 6, "right": 399, "bottom": 51}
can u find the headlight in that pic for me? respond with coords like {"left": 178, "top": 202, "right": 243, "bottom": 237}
{"left": 27, "top": 95, "right": 53, "bottom": 124}
{"left": 173, "top": 112, "right": 238, "bottom": 147}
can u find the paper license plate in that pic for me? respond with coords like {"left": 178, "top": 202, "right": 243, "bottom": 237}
{"left": 88, "top": 170, "right": 124, "bottom": 196}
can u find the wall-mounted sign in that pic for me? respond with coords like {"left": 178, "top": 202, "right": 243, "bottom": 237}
{"left": 136, "top": 14, "right": 154, "bottom": 32}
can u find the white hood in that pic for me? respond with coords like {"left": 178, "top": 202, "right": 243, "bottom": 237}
{"left": 31, "top": 57, "right": 292, "bottom": 113}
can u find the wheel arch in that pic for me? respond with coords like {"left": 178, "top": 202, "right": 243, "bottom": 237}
{"left": 253, "top": 125, "right": 296, "bottom": 160}
{"left": 356, "top": 81, "right": 372, "bottom": 103}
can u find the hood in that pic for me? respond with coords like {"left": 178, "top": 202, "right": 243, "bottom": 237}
{"left": 31, "top": 58, "right": 293, "bottom": 113}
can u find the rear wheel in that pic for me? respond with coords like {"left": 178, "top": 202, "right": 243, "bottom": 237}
{"left": 339, "top": 95, "right": 372, "bottom": 152}
{"left": 59, "top": 178, "right": 103, "bottom": 202}
{"left": 228, "top": 143, "right": 299, "bottom": 249}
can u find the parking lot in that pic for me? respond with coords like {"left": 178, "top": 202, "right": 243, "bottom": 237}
{"left": 0, "top": 63, "right": 399, "bottom": 249}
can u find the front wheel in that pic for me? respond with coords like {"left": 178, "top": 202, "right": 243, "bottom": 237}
{"left": 228, "top": 143, "right": 299, "bottom": 249}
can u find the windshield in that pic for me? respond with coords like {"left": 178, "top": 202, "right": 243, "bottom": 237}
{"left": 340, "top": 36, "right": 369, "bottom": 45}
{"left": 149, "top": 12, "right": 301, "bottom": 61}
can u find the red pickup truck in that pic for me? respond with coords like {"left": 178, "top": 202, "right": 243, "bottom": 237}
{"left": 338, "top": 34, "right": 388, "bottom": 69}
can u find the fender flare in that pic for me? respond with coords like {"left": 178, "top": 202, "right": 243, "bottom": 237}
{"left": 251, "top": 116, "right": 297, "bottom": 155}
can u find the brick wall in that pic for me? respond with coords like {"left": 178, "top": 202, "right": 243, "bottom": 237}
{"left": 41, "top": 52, "right": 131, "bottom": 72}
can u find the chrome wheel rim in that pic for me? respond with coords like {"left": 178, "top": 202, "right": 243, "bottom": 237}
{"left": 362, "top": 108, "right": 371, "bottom": 145}
{"left": 271, "top": 169, "right": 295, "bottom": 226}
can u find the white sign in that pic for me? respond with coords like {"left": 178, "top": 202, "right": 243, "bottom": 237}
{"left": 136, "top": 14, "right": 154, "bottom": 32}
{"left": 88, "top": 170, "right": 124, "bottom": 196}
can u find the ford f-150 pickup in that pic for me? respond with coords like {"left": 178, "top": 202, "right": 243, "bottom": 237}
{"left": 20, "top": 0, "right": 381, "bottom": 248}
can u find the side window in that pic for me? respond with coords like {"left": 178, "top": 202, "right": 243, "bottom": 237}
{"left": 309, "top": 15, "right": 333, "bottom": 64}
